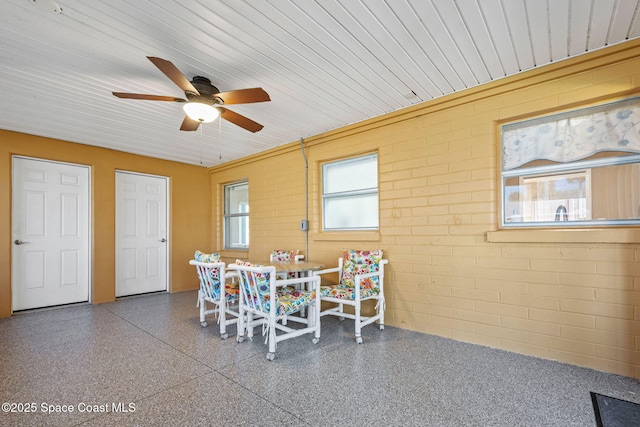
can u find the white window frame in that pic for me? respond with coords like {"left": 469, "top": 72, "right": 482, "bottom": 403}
{"left": 223, "top": 181, "right": 249, "bottom": 249}
{"left": 321, "top": 153, "right": 379, "bottom": 231}
{"left": 500, "top": 98, "right": 640, "bottom": 228}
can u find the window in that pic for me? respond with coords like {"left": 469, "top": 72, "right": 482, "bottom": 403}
{"left": 322, "top": 153, "right": 379, "bottom": 230}
{"left": 501, "top": 98, "right": 640, "bottom": 227}
{"left": 224, "top": 181, "right": 249, "bottom": 249}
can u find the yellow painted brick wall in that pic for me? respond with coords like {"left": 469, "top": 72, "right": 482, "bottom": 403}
{"left": 210, "top": 40, "right": 640, "bottom": 378}
{"left": 0, "top": 131, "right": 212, "bottom": 317}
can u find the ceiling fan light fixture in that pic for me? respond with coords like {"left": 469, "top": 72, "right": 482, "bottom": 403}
{"left": 183, "top": 101, "right": 219, "bottom": 123}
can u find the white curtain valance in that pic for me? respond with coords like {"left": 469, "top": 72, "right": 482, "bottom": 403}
{"left": 502, "top": 98, "right": 640, "bottom": 170}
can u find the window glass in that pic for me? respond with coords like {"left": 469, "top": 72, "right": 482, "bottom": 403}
{"left": 322, "top": 154, "right": 379, "bottom": 230}
{"left": 501, "top": 98, "right": 640, "bottom": 227}
{"left": 323, "top": 155, "right": 378, "bottom": 193}
{"left": 224, "top": 181, "right": 249, "bottom": 249}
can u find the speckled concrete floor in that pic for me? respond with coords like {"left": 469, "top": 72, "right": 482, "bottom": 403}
{"left": 1, "top": 290, "right": 638, "bottom": 426}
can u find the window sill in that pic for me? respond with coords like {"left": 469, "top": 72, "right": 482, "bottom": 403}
{"left": 486, "top": 228, "right": 640, "bottom": 243}
{"left": 310, "top": 230, "right": 381, "bottom": 242}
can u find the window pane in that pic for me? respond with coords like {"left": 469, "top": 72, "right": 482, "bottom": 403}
{"left": 224, "top": 181, "right": 249, "bottom": 249}
{"left": 225, "top": 216, "right": 249, "bottom": 249}
{"left": 323, "top": 154, "right": 377, "bottom": 194}
{"left": 225, "top": 183, "right": 248, "bottom": 214}
{"left": 504, "top": 163, "right": 640, "bottom": 225}
{"left": 324, "top": 194, "right": 378, "bottom": 230}
{"left": 321, "top": 153, "right": 379, "bottom": 231}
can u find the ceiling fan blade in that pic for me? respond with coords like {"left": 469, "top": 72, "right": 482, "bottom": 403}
{"left": 180, "top": 116, "right": 201, "bottom": 132}
{"left": 112, "top": 92, "right": 186, "bottom": 102}
{"left": 180, "top": 116, "right": 200, "bottom": 131}
{"left": 147, "top": 56, "right": 199, "bottom": 95}
{"left": 218, "top": 108, "right": 264, "bottom": 133}
{"left": 215, "top": 88, "right": 270, "bottom": 104}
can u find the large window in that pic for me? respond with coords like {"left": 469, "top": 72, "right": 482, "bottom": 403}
{"left": 224, "top": 181, "right": 249, "bottom": 249}
{"left": 322, "top": 153, "right": 379, "bottom": 230}
{"left": 501, "top": 98, "right": 640, "bottom": 227}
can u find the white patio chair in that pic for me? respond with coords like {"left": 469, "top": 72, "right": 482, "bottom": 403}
{"left": 228, "top": 260, "right": 321, "bottom": 361}
{"left": 270, "top": 249, "right": 307, "bottom": 320}
{"left": 270, "top": 249, "right": 305, "bottom": 263}
{"left": 189, "top": 251, "right": 240, "bottom": 339}
{"left": 270, "top": 249, "right": 304, "bottom": 278}
{"left": 314, "top": 249, "right": 388, "bottom": 344}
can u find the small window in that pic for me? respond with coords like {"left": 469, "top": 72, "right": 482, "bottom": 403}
{"left": 501, "top": 98, "right": 640, "bottom": 227}
{"left": 322, "top": 153, "right": 379, "bottom": 230}
{"left": 224, "top": 181, "right": 249, "bottom": 249}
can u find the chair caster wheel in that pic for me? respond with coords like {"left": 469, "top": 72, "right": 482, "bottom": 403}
{"left": 266, "top": 352, "right": 276, "bottom": 361}
{"left": 236, "top": 336, "right": 244, "bottom": 343}
{"left": 380, "top": 325, "right": 384, "bottom": 330}
{"left": 356, "top": 337, "right": 363, "bottom": 344}
{"left": 200, "top": 321, "right": 207, "bottom": 327}
{"left": 312, "top": 338, "right": 319, "bottom": 344}
{"left": 221, "top": 333, "right": 228, "bottom": 340}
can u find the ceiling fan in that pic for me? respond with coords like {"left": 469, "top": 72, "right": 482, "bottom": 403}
{"left": 112, "top": 56, "right": 270, "bottom": 133}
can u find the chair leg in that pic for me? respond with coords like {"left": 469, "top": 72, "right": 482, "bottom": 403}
{"left": 199, "top": 295, "right": 208, "bottom": 327}
{"left": 246, "top": 312, "right": 255, "bottom": 339}
{"left": 219, "top": 302, "right": 228, "bottom": 339}
{"left": 236, "top": 307, "right": 245, "bottom": 343}
{"left": 354, "top": 304, "right": 363, "bottom": 344}
{"left": 338, "top": 302, "right": 345, "bottom": 321}
{"left": 313, "top": 294, "right": 321, "bottom": 344}
{"left": 267, "top": 317, "right": 277, "bottom": 360}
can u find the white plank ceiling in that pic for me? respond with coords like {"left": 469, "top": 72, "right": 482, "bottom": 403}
{"left": 1, "top": 0, "right": 639, "bottom": 166}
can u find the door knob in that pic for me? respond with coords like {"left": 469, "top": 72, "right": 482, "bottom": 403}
{"left": 159, "top": 238, "right": 166, "bottom": 242}
{"left": 14, "top": 240, "right": 30, "bottom": 245}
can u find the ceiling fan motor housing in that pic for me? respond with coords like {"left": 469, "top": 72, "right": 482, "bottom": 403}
{"left": 187, "top": 76, "right": 220, "bottom": 103}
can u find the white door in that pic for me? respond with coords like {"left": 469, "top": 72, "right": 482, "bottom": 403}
{"left": 12, "top": 157, "right": 90, "bottom": 311}
{"left": 115, "top": 171, "right": 168, "bottom": 297}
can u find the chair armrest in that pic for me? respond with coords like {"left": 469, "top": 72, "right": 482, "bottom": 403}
{"left": 224, "top": 271, "right": 238, "bottom": 280}
{"left": 189, "top": 260, "right": 225, "bottom": 268}
{"left": 294, "top": 254, "right": 305, "bottom": 262}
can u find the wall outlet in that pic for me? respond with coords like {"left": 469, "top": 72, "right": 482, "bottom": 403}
{"left": 300, "top": 220, "right": 309, "bottom": 231}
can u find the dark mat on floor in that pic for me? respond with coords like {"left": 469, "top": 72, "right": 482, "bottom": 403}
{"left": 591, "top": 392, "right": 640, "bottom": 427}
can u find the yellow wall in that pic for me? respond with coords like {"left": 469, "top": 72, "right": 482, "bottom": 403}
{"left": 0, "top": 131, "right": 211, "bottom": 317}
{"left": 210, "top": 40, "right": 640, "bottom": 378}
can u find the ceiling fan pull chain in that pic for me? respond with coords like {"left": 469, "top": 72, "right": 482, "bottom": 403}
{"left": 199, "top": 125, "right": 204, "bottom": 165}
{"left": 218, "top": 115, "right": 222, "bottom": 160}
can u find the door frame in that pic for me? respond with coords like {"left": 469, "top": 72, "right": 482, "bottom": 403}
{"left": 115, "top": 170, "right": 170, "bottom": 296}
{"left": 11, "top": 155, "right": 92, "bottom": 312}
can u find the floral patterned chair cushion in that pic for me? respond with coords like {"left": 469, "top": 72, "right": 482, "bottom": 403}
{"left": 224, "top": 282, "right": 240, "bottom": 298}
{"left": 272, "top": 289, "right": 316, "bottom": 316}
{"left": 194, "top": 250, "right": 238, "bottom": 300}
{"left": 271, "top": 249, "right": 299, "bottom": 261}
{"left": 271, "top": 250, "right": 302, "bottom": 279}
{"left": 194, "top": 250, "right": 221, "bottom": 263}
{"left": 320, "top": 249, "right": 383, "bottom": 299}
{"left": 235, "top": 260, "right": 269, "bottom": 298}
{"left": 235, "top": 260, "right": 315, "bottom": 316}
